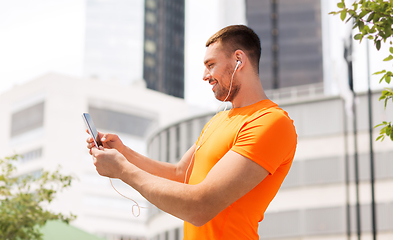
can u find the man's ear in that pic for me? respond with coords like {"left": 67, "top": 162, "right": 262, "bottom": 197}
{"left": 234, "top": 49, "right": 246, "bottom": 70}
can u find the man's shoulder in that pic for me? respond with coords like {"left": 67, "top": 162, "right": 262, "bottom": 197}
{"left": 250, "top": 102, "right": 292, "bottom": 123}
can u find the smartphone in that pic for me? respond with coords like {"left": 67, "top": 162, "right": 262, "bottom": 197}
{"left": 82, "top": 113, "right": 103, "bottom": 147}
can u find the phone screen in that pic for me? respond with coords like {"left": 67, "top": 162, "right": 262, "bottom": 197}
{"left": 82, "top": 113, "right": 103, "bottom": 147}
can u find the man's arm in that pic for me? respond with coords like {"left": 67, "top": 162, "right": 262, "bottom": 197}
{"left": 120, "top": 144, "right": 197, "bottom": 183}
{"left": 91, "top": 147, "right": 269, "bottom": 226}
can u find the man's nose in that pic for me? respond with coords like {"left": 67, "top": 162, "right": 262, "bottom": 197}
{"left": 203, "top": 68, "right": 211, "bottom": 81}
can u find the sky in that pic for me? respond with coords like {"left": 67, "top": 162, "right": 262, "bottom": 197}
{"left": 0, "top": 0, "right": 246, "bottom": 111}
{"left": 0, "top": 0, "right": 85, "bottom": 93}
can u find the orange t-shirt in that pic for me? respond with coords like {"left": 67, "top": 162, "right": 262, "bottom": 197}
{"left": 183, "top": 99, "right": 297, "bottom": 240}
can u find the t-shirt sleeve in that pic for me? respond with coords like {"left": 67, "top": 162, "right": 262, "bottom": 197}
{"left": 231, "top": 111, "right": 297, "bottom": 175}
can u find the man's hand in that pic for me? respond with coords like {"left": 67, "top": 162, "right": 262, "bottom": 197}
{"left": 85, "top": 130, "right": 193, "bottom": 182}
{"left": 90, "top": 146, "right": 131, "bottom": 179}
{"left": 86, "top": 131, "right": 125, "bottom": 155}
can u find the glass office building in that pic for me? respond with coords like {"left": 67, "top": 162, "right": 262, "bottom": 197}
{"left": 246, "top": 0, "right": 323, "bottom": 89}
{"left": 143, "top": 0, "right": 185, "bottom": 98}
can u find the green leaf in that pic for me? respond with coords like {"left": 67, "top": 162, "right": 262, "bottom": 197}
{"left": 341, "top": 10, "right": 347, "bottom": 21}
{"left": 385, "top": 24, "right": 392, "bottom": 39}
{"left": 367, "top": 12, "right": 375, "bottom": 22}
{"left": 374, "top": 122, "right": 386, "bottom": 128}
{"left": 390, "top": 47, "right": 393, "bottom": 54}
{"left": 386, "top": 126, "right": 392, "bottom": 136}
{"left": 379, "top": 74, "right": 386, "bottom": 83}
{"left": 383, "top": 55, "right": 393, "bottom": 61}
{"left": 373, "top": 69, "right": 386, "bottom": 75}
{"left": 369, "top": 27, "right": 377, "bottom": 34}
{"left": 376, "top": 40, "right": 381, "bottom": 50}
{"left": 386, "top": 75, "right": 391, "bottom": 84}
{"left": 337, "top": 2, "right": 344, "bottom": 8}
{"left": 345, "top": 15, "right": 354, "bottom": 23}
{"left": 358, "top": 21, "right": 365, "bottom": 31}
{"left": 348, "top": 10, "right": 356, "bottom": 16}
{"left": 373, "top": 13, "right": 381, "bottom": 23}
{"left": 376, "top": 135, "right": 384, "bottom": 141}
{"left": 359, "top": 10, "right": 369, "bottom": 19}
{"left": 384, "top": 87, "right": 393, "bottom": 93}
{"left": 354, "top": 33, "right": 363, "bottom": 40}
{"left": 329, "top": 11, "right": 341, "bottom": 16}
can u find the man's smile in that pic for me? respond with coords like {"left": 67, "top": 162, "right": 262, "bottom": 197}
{"left": 209, "top": 79, "right": 218, "bottom": 90}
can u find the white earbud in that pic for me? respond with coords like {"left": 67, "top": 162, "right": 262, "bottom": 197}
{"left": 234, "top": 61, "right": 241, "bottom": 72}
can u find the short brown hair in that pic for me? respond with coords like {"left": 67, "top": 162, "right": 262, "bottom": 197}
{"left": 206, "top": 25, "right": 261, "bottom": 72}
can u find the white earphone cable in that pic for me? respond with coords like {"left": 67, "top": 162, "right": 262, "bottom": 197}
{"left": 184, "top": 61, "right": 239, "bottom": 183}
{"left": 218, "top": 61, "right": 240, "bottom": 111}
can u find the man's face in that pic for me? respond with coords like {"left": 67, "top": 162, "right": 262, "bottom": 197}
{"left": 203, "top": 42, "right": 240, "bottom": 102}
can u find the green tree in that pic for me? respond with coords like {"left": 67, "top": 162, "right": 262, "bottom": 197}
{"left": 0, "top": 155, "right": 76, "bottom": 240}
{"left": 330, "top": 0, "right": 393, "bottom": 141}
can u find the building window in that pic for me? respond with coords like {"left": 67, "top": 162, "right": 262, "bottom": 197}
{"left": 88, "top": 106, "right": 154, "bottom": 138}
{"left": 145, "top": 40, "right": 156, "bottom": 53}
{"left": 186, "top": 121, "right": 193, "bottom": 149}
{"left": 145, "top": 56, "right": 156, "bottom": 67}
{"left": 174, "top": 228, "right": 180, "bottom": 240}
{"left": 146, "top": 0, "right": 157, "bottom": 9}
{"left": 175, "top": 126, "right": 180, "bottom": 160}
{"left": 19, "top": 148, "right": 43, "bottom": 163}
{"left": 11, "top": 101, "right": 45, "bottom": 137}
{"left": 18, "top": 169, "right": 43, "bottom": 182}
{"left": 145, "top": 12, "right": 157, "bottom": 24}
{"left": 166, "top": 129, "right": 170, "bottom": 162}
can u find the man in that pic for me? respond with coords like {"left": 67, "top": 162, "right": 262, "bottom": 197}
{"left": 87, "top": 25, "right": 297, "bottom": 239}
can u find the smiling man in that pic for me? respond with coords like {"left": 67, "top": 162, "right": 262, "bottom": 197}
{"left": 88, "top": 25, "right": 297, "bottom": 240}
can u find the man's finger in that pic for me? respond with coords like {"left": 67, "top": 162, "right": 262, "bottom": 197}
{"left": 87, "top": 142, "right": 95, "bottom": 149}
{"left": 101, "top": 133, "right": 108, "bottom": 142}
{"left": 86, "top": 136, "right": 93, "bottom": 143}
{"left": 90, "top": 147, "right": 100, "bottom": 156}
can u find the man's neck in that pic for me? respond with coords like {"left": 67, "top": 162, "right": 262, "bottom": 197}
{"left": 231, "top": 77, "right": 268, "bottom": 108}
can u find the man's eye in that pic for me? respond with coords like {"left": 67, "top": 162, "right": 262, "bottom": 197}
{"left": 208, "top": 64, "right": 214, "bottom": 68}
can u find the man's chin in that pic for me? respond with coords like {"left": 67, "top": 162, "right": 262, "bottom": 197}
{"left": 214, "top": 93, "right": 225, "bottom": 102}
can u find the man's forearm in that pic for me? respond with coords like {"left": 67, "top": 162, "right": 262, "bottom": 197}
{"left": 120, "top": 146, "right": 181, "bottom": 182}
{"left": 119, "top": 162, "right": 213, "bottom": 227}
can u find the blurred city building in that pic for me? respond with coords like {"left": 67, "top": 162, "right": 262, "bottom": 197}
{"left": 83, "top": 0, "right": 145, "bottom": 85}
{"left": 246, "top": 0, "right": 323, "bottom": 90}
{"left": 146, "top": 83, "right": 393, "bottom": 240}
{"left": 0, "top": 73, "right": 205, "bottom": 240}
{"left": 143, "top": 0, "right": 185, "bottom": 98}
